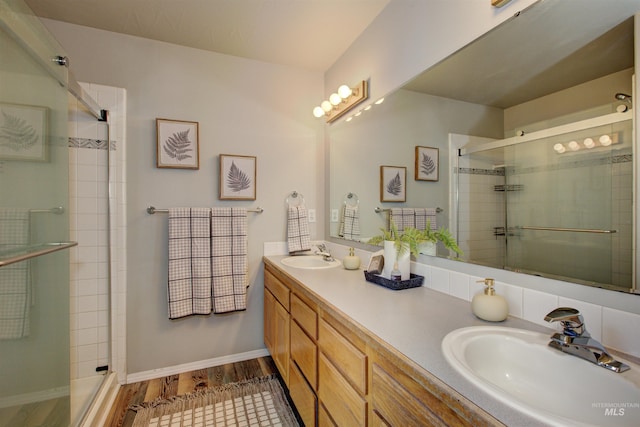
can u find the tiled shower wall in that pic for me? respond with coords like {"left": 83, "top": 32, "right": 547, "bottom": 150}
{"left": 68, "top": 83, "right": 126, "bottom": 382}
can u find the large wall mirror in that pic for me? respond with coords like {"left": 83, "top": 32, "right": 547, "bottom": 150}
{"left": 328, "top": 0, "right": 640, "bottom": 294}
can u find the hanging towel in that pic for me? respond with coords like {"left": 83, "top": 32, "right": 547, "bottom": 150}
{"left": 287, "top": 206, "right": 311, "bottom": 253}
{"left": 167, "top": 207, "right": 212, "bottom": 319}
{"left": 211, "top": 207, "right": 247, "bottom": 314}
{"left": 389, "top": 208, "right": 416, "bottom": 232}
{"left": 415, "top": 208, "right": 437, "bottom": 231}
{"left": 338, "top": 204, "right": 360, "bottom": 241}
{"left": 0, "top": 208, "right": 31, "bottom": 339}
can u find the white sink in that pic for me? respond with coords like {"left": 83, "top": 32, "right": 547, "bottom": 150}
{"left": 281, "top": 255, "right": 341, "bottom": 269}
{"left": 442, "top": 326, "right": 640, "bottom": 426}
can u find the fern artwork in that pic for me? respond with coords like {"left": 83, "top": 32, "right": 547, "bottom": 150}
{"left": 156, "top": 118, "right": 199, "bottom": 169}
{"left": 380, "top": 166, "right": 406, "bottom": 202}
{"left": 0, "top": 103, "right": 47, "bottom": 161}
{"left": 415, "top": 146, "right": 439, "bottom": 181}
{"left": 219, "top": 154, "right": 257, "bottom": 200}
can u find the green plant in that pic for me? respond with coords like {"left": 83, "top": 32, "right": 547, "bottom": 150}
{"left": 368, "top": 220, "right": 463, "bottom": 258}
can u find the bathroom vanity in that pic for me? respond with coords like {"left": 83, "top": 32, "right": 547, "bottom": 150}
{"left": 263, "top": 255, "right": 558, "bottom": 426}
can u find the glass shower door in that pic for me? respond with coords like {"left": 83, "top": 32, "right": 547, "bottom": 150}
{"left": 0, "top": 0, "right": 71, "bottom": 424}
{"left": 504, "top": 118, "right": 632, "bottom": 289}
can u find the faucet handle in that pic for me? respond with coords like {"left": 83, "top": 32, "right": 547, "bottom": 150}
{"left": 544, "top": 307, "right": 585, "bottom": 336}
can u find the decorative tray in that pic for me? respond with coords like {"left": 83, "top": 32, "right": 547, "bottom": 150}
{"left": 363, "top": 271, "right": 424, "bottom": 291}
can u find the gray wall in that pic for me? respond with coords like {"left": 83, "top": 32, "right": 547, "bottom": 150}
{"left": 42, "top": 19, "right": 325, "bottom": 374}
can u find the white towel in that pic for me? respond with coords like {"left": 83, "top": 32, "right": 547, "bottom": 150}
{"left": 167, "top": 208, "right": 212, "bottom": 319}
{"left": 0, "top": 208, "right": 31, "bottom": 339}
{"left": 211, "top": 207, "right": 247, "bottom": 314}
{"left": 338, "top": 204, "right": 360, "bottom": 241}
{"left": 287, "top": 206, "right": 311, "bottom": 253}
{"left": 415, "top": 208, "right": 437, "bottom": 231}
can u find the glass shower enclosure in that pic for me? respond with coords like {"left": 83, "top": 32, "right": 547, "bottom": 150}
{"left": 0, "top": 0, "right": 74, "bottom": 424}
{"left": 457, "top": 106, "right": 634, "bottom": 293}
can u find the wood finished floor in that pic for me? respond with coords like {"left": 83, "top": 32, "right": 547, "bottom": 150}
{"left": 105, "top": 356, "right": 284, "bottom": 426}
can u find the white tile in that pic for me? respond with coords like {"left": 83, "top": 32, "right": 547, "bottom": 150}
{"left": 602, "top": 308, "right": 640, "bottom": 357}
{"left": 494, "top": 281, "right": 523, "bottom": 318}
{"left": 449, "top": 272, "right": 470, "bottom": 301}
{"left": 429, "top": 267, "right": 449, "bottom": 294}
{"left": 522, "top": 289, "right": 558, "bottom": 329}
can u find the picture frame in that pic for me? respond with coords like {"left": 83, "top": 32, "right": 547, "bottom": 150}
{"left": 380, "top": 165, "right": 406, "bottom": 202}
{"left": 156, "top": 118, "right": 199, "bottom": 169}
{"left": 415, "top": 146, "right": 439, "bottom": 181}
{"left": 0, "top": 103, "right": 48, "bottom": 162}
{"left": 219, "top": 154, "right": 257, "bottom": 200}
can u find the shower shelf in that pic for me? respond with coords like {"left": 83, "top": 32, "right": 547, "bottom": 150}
{"left": 494, "top": 184, "right": 524, "bottom": 192}
{"left": 0, "top": 241, "right": 78, "bottom": 268}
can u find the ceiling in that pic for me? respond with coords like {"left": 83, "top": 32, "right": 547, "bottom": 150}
{"left": 24, "top": 0, "right": 390, "bottom": 71}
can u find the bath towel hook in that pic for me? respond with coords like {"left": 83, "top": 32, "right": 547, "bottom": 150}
{"left": 286, "top": 191, "right": 305, "bottom": 207}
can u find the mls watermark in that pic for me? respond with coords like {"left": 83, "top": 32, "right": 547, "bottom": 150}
{"left": 592, "top": 402, "right": 639, "bottom": 417}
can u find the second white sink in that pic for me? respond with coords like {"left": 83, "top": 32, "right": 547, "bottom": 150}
{"left": 281, "top": 255, "right": 341, "bottom": 269}
{"left": 442, "top": 326, "right": 640, "bottom": 426}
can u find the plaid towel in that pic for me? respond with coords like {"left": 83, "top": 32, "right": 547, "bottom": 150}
{"left": 389, "top": 208, "right": 415, "bottom": 232}
{"left": 0, "top": 208, "right": 31, "bottom": 339}
{"left": 167, "top": 208, "right": 212, "bottom": 319}
{"left": 287, "top": 206, "right": 311, "bottom": 253}
{"left": 211, "top": 207, "right": 247, "bottom": 314}
{"left": 415, "top": 208, "right": 437, "bottom": 231}
{"left": 338, "top": 204, "right": 360, "bottom": 241}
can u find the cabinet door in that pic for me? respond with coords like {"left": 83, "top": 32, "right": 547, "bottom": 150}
{"left": 264, "top": 289, "right": 275, "bottom": 354}
{"left": 289, "top": 359, "right": 317, "bottom": 426}
{"left": 273, "top": 297, "right": 290, "bottom": 385}
{"left": 291, "top": 320, "right": 317, "bottom": 389}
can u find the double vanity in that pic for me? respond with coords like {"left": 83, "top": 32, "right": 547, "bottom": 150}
{"left": 263, "top": 252, "right": 640, "bottom": 426}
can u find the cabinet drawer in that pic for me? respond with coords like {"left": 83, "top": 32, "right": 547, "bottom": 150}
{"left": 318, "top": 318, "right": 367, "bottom": 394}
{"left": 291, "top": 293, "right": 317, "bottom": 339}
{"left": 289, "top": 361, "right": 317, "bottom": 427}
{"left": 264, "top": 269, "right": 290, "bottom": 310}
{"left": 318, "top": 353, "right": 366, "bottom": 426}
{"left": 291, "top": 320, "right": 317, "bottom": 389}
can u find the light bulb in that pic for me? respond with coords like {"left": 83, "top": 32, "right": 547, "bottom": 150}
{"left": 568, "top": 141, "right": 580, "bottom": 151}
{"left": 553, "top": 143, "right": 565, "bottom": 153}
{"left": 338, "top": 85, "right": 352, "bottom": 99}
{"left": 321, "top": 100, "right": 332, "bottom": 112}
{"left": 599, "top": 134, "right": 612, "bottom": 146}
{"left": 583, "top": 138, "right": 595, "bottom": 149}
{"left": 364, "top": 105, "right": 372, "bottom": 111}
{"left": 329, "top": 93, "right": 342, "bottom": 105}
{"left": 375, "top": 98, "right": 385, "bottom": 105}
{"left": 313, "top": 106, "right": 325, "bottom": 118}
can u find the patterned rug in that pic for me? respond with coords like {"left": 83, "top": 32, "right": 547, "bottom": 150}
{"left": 130, "top": 374, "right": 300, "bottom": 427}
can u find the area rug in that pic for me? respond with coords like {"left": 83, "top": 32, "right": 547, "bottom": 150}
{"left": 130, "top": 374, "right": 300, "bottom": 427}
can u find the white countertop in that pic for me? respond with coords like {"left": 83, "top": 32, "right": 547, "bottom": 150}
{"left": 265, "top": 254, "right": 552, "bottom": 427}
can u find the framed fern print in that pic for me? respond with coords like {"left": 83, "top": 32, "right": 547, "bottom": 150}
{"left": 415, "top": 146, "right": 439, "bottom": 181}
{"left": 156, "top": 118, "right": 199, "bottom": 169}
{"left": 0, "top": 103, "right": 48, "bottom": 161}
{"left": 219, "top": 154, "right": 256, "bottom": 200}
{"left": 380, "top": 165, "right": 406, "bottom": 202}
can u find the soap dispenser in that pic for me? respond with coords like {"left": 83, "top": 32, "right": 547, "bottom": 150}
{"left": 471, "top": 278, "right": 508, "bottom": 322}
{"left": 343, "top": 247, "right": 361, "bottom": 270}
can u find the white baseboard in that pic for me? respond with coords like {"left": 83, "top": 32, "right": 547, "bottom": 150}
{"left": 125, "top": 348, "right": 270, "bottom": 384}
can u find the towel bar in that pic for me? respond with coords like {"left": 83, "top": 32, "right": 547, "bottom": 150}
{"left": 375, "top": 206, "right": 443, "bottom": 213}
{"left": 517, "top": 226, "right": 616, "bottom": 234}
{"left": 147, "top": 206, "right": 264, "bottom": 214}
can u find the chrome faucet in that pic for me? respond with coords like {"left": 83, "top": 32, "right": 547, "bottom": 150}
{"left": 315, "top": 244, "right": 334, "bottom": 261}
{"left": 544, "top": 307, "right": 629, "bottom": 373}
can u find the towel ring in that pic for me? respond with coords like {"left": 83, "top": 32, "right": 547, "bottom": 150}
{"left": 343, "top": 192, "right": 359, "bottom": 207}
{"left": 286, "top": 191, "right": 305, "bottom": 207}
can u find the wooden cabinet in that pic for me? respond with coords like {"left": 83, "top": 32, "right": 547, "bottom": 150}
{"left": 263, "top": 259, "right": 502, "bottom": 427}
{"left": 264, "top": 268, "right": 290, "bottom": 385}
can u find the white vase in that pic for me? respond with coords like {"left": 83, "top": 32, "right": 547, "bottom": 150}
{"left": 418, "top": 241, "right": 437, "bottom": 256}
{"left": 383, "top": 241, "right": 410, "bottom": 280}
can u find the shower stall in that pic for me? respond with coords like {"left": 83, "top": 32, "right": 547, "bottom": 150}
{"left": 0, "top": 0, "right": 124, "bottom": 425}
{"left": 455, "top": 104, "right": 634, "bottom": 293}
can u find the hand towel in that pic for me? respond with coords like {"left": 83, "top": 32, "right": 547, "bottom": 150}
{"left": 210, "top": 207, "right": 247, "bottom": 313}
{"left": 287, "top": 206, "right": 311, "bottom": 253}
{"left": 389, "top": 208, "right": 416, "bottom": 232}
{"left": 167, "top": 207, "right": 212, "bottom": 319}
{"left": 0, "top": 208, "right": 31, "bottom": 339}
{"left": 415, "top": 208, "right": 437, "bottom": 231}
{"left": 339, "top": 204, "right": 360, "bottom": 241}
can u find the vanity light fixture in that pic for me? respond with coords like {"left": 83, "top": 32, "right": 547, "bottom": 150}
{"left": 553, "top": 133, "right": 618, "bottom": 154}
{"left": 313, "top": 80, "right": 369, "bottom": 123}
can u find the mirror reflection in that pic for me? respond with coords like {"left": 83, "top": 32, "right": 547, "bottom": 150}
{"left": 329, "top": 0, "right": 639, "bottom": 293}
